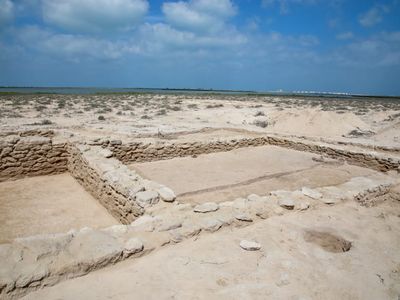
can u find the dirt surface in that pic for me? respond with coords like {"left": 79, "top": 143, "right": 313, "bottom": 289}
{"left": 23, "top": 200, "right": 400, "bottom": 300}
{"left": 0, "top": 173, "right": 118, "bottom": 243}
{"left": 130, "top": 145, "right": 378, "bottom": 204}
{"left": 1, "top": 94, "right": 400, "bottom": 147}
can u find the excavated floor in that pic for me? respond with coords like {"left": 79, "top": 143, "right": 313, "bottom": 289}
{"left": 0, "top": 173, "right": 118, "bottom": 243}
{"left": 130, "top": 145, "right": 379, "bottom": 204}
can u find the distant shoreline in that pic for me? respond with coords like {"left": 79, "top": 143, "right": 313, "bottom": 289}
{"left": 0, "top": 86, "right": 399, "bottom": 99}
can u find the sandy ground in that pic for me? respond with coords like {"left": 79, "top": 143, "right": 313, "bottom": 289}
{"left": 0, "top": 173, "right": 118, "bottom": 243}
{"left": 131, "top": 145, "right": 378, "bottom": 204}
{"left": 1, "top": 94, "right": 400, "bottom": 147}
{"left": 23, "top": 199, "right": 400, "bottom": 300}
{"left": 1, "top": 93, "right": 399, "bottom": 299}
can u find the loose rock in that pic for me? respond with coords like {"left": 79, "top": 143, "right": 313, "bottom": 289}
{"left": 278, "top": 198, "right": 295, "bottom": 210}
{"left": 240, "top": 240, "right": 261, "bottom": 251}
{"left": 135, "top": 191, "right": 159, "bottom": 207}
{"left": 201, "top": 219, "right": 223, "bottom": 232}
{"left": 157, "top": 186, "right": 176, "bottom": 202}
{"left": 235, "top": 214, "right": 253, "bottom": 222}
{"left": 124, "top": 238, "right": 144, "bottom": 255}
{"left": 193, "top": 202, "right": 219, "bottom": 213}
{"left": 302, "top": 187, "right": 322, "bottom": 199}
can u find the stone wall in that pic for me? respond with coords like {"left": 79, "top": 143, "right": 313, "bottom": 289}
{"left": 67, "top": 145, "right": 175, "bottom": 225}
{"left": 0, "top": 136, "right": 68, "bottom": 182}
{"left": 67, "top": 144, "right": 145, "bottom": 224}
{"left": 0, "top": 129, "right": 54, "bottom": 138}
{"left": 1, "top": 175, "right": 397, "bottom": 299}
{"left": 100, "top": 136, "right": 400, "bottom": 173}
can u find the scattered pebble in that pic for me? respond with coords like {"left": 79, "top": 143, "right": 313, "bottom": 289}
{"left": 194, "top": 202, "right": 219, "bottom": 213}
{"left": 299, "top": 202, "right": 310, "bottom": 211}
{"left": 124, "top": 238, "right": 144, "bottom": 255}
{"left": 278, "top": 198, "right": 295, "bottom": 210}
{"left": 240, "top": 240, "right": 261, "bottom": 251}
{"left": 235, "top": 214, "right": 253, "bottom": 222}
{"left": 302, "top": 187, "right": 322, "bottom": 199}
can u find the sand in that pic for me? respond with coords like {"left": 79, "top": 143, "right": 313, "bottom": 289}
{"left": 0, "top": 173, "right": 118, "bottom": 243}
{"left": 22, "top": 200, "right": 400, "bottom": 300}
{"left": 0, "top": 93, "right": 399, "bottom": 299}
{"left": 130, "top": 145, "right": 377, "bottom": 204}
{"left": 1, "top": 94, "right": 399, "bottom": 146}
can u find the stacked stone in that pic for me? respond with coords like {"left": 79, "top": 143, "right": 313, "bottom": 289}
{"left": 67, "top": 144, "right": 176, "bottom": 225}
{"left": 0, "top": 136, "right": 68, "bottom": 182}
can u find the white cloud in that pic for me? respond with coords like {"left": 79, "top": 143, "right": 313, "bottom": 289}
{"left": 14, "top": 26, "right": 132, "bottom": 61}
{"left": 261, "top": 0, "right": 318, "bottom": 14}
{"left": 137, "top": 23, "right": 245, "bottom": 54}
{"left": 0, "top": 0, "right": 14, "bottom": 26}
{"left": 333, "top": 31, "right": 400, "bottom": 67}
{"left": 359, "top": 5, "right": 389, "bottom": 27}
{"left": 162, "top": 0, "right": 236, "bottom": 33}
{"left": 42, "top": 0, "right": 149, "bottom": 33}
{"left": 336, "top": 32, "right": 353, "bottom": 40}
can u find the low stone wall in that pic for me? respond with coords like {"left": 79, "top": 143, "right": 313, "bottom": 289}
{"left": 264, "top": 136, "right": 400, "bottom": 173}
{"left": 67, "top": 145, "right": 145, "bottom": 224}
{"left": 67, "top": 145, "right": 176, "bottom": 225}
{"left": 1, "top": 175, "right": 397, "bottom": 299}
{"left": 98, "top": 136, "right": 400, "bottom": 173}
{"left": 0, "top": 136, "right": 68, "bottom": 182}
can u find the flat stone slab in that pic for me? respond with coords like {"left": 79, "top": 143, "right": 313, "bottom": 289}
{"left": 278, "top": 198, "right": 295, "bottom": 210}
{"left": 135, "top": 191, "right": 159, "bottom": 207}
{"left": 193, "top": 202, "right": 219, "bottom": 213}
{"left": 302, "top": 187, "right": 322, "bottom": 199}
{"left": 240, "top": 240, "right": 261, "bottom": 251}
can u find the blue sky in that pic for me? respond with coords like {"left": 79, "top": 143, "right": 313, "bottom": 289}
{"left": 0, "top": 0, "right": 399, "bottom": 95}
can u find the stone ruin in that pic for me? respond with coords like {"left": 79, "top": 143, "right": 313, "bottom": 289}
{"left": 0, "top": 129, "right": 399, "bottom": 299}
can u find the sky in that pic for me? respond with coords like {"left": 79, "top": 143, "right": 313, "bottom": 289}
{"left": 0, "top": 0, "right": 400, "bottom": 95}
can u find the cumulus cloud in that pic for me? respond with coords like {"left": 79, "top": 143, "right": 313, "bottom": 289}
{"left": 162, "top": 0, "right": 236, "bottom": 33}
{"left": 336, "top": 32, "right": 354, "bottom": 40}
{"left": 261, "top": 0, "right": 318, "bottom": 14}
{"left": 42, "top": 0, "right": 149, "bottom": 33}
{"left": 359, "top": 5, "right": 389, "bottom": 27}
{"left": 136, "top": 22, "right": 245, "bottom": 55}
{"left": 0, "top": 0, "right": 14, "bottom": 26}
{"left": 333, "top": 31, "right": 400, "bottom": 67}
{"left": 14, "top": 26, "right": 134, "bottom": 61}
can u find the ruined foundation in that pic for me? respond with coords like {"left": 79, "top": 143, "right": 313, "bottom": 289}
{"left": 0, "top": 129, "right": 399, "bottom": 299}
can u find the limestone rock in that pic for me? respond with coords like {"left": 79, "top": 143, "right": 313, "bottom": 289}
{"left": 124, "top": 238, "right": 144, "bottom": 256}
{"left": 130, "top": 215, "right": 158, "bottom": 232}
{"left": 235, "top": 214, "right": 253, "bottom": 222}
{"left": 157, "top": 220, "right": 182, "bottom": 232}
{"left": 135, "top": 190, "right": 159, "bottom": 207}
{"left": 302, "top": 187, "right": 322, "bottom": 199}
{"left": 99, "top": 148, "right": 113, "bottom": 158}
{"left": 201, "top": 219, "right": 223, "bottom": 232}
{"left": 278, "top": 198, "right": 295, "bottom": 210}
{"left": 240, "top": 240, "right": 261, "bottom": 251}
{"left": 232, "top": 198, "right": 248, "bottom": 209}
{"left": 299, "top": 202, "right": 310, "bottom": 210}
{"left": 157, "top": 186, "right": 176, "bottom": 202}
{"left": 66, "top": 229, "right": 123, "bottom": 264}
{"left": 110, "top": 140, "right": 122, "bottom": 145}
{"left": 193, "top": 202, "right": 219, "bottom": 213}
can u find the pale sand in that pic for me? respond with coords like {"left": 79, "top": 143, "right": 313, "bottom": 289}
{"left": 22, "top": 200, "right": 400, "bottom": 300}
{"left": 0, "top": 94, "right": 399, "bottom": 299}
{"left": 1, "top": 94, "right": 399, "bottom": 147}
{"left": 0, "top": 173, "right": 118, "bottom": 243}
{"left": 130, "top": 145, "right": 377, "bottom": 204}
